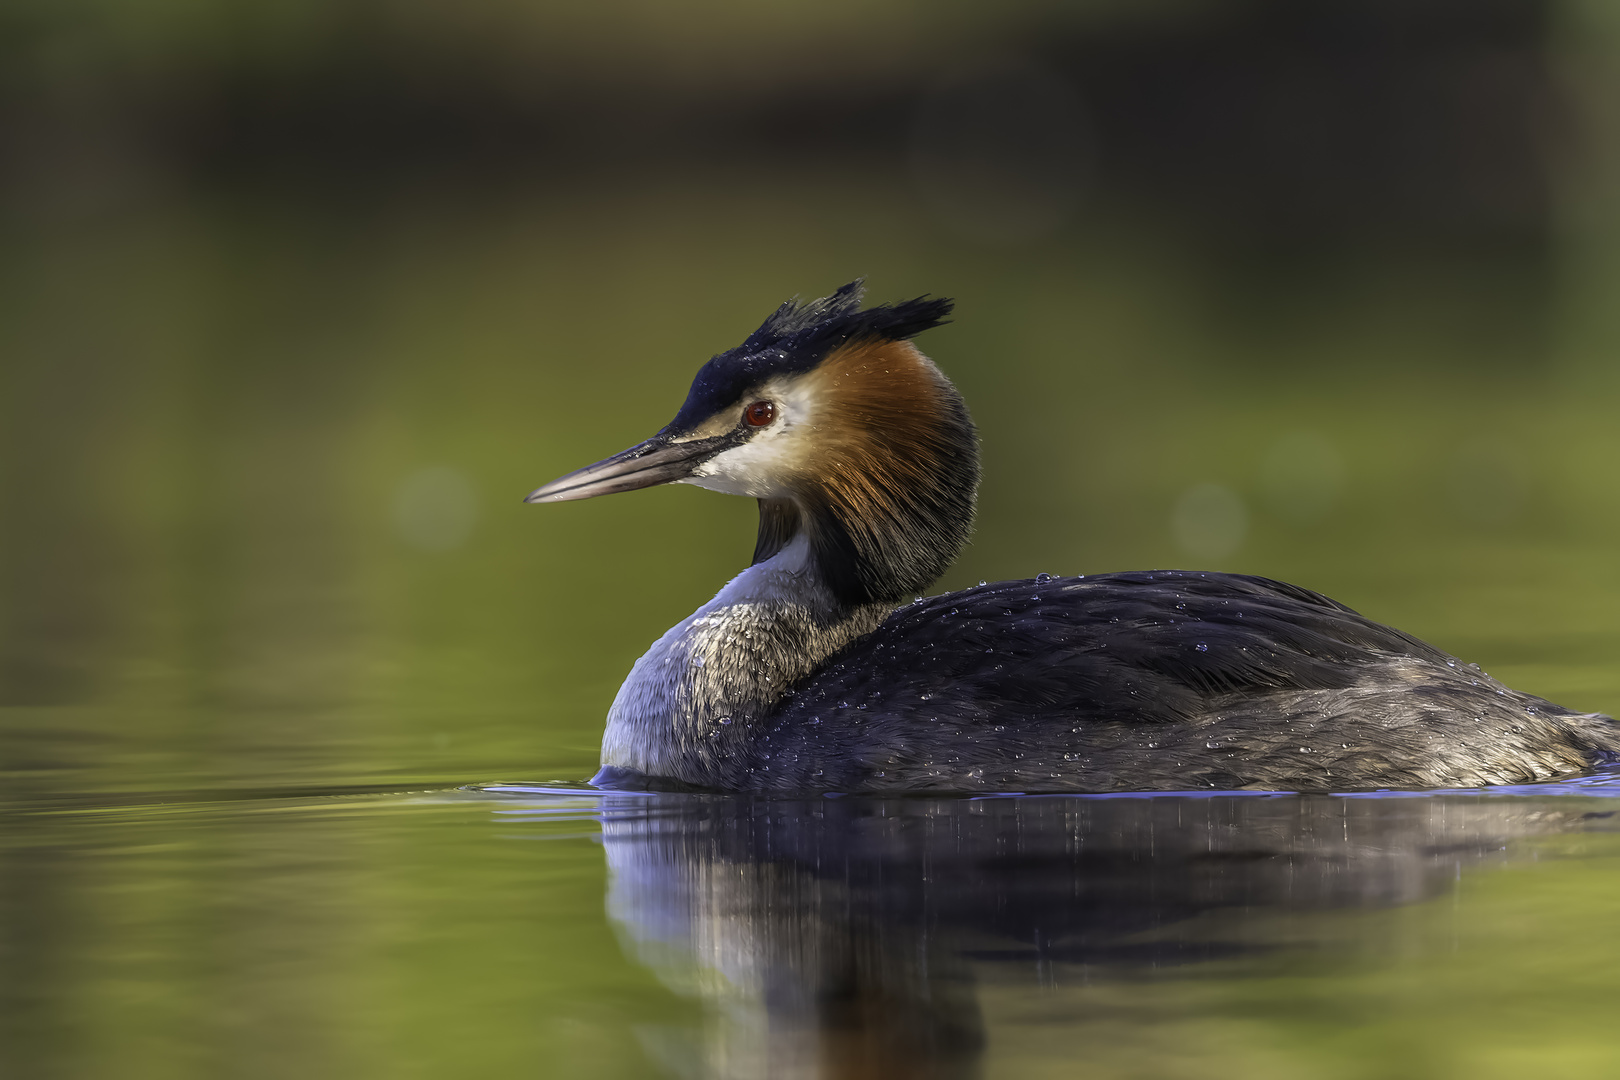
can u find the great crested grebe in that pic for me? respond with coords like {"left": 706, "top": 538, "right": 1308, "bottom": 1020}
{"left": 527, "top": 283, "right": 1620, "bottom": 793}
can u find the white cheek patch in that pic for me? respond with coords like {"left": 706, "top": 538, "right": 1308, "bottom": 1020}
{"left": 682, "top": 378, "right": 815, "bottom": 498}
{"left": 685, "top": 439, "right": 797, "bottom": 497}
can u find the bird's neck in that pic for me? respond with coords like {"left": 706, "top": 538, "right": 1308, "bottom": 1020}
{"left": 599, "top": 532, "right": 890, "bottom": 786}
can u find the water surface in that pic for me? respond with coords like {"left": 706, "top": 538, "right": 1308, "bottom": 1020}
{"left": 9, "top": 777, "right": 1620, "bottom": 1079}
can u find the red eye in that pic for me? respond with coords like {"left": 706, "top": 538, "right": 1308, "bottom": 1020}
{"left": 744, "top": 400, "right": 776, "bottom": 427}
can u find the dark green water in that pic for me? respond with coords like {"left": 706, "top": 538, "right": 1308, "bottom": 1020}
{"left": 8, "top": 179, "right": 1620, "bottom": 1077}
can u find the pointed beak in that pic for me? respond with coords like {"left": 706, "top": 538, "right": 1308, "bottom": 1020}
{"left": 524, "top": 431, "right": 739, "bottom": 504}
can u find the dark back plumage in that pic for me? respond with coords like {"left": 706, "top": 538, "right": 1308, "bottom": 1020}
{"left": 746, "top": 571, "right": 1619, "bottom": 792}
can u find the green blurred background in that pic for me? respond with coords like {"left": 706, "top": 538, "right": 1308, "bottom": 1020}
{"left": 10, "top": 3, "right": 1620, "bottom": 1078}
{"left": 6, "top": 0, "right": 1620, "bottom": 791}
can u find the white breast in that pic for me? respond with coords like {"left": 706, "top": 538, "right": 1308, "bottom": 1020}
{"left": 598, "top": 533, "right": 885, "bottom": 781}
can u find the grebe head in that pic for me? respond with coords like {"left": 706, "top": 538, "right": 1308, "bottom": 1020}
{"left": 526, "top": 281, "right": 979, "bottom": 607}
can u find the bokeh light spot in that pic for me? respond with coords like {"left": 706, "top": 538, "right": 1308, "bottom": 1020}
{"left": 393, "top": 466, "right": 479, "bottom": 552}
{"left": 1172, "top": 483, "right": 1249, "bottom": 562}
{"left": 1448, "top": 440, "right": 1530, "bottom": 526}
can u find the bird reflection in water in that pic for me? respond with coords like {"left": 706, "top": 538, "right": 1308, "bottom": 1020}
{"left": 580, "top": 786, "right": 1619, "bottom": 1079}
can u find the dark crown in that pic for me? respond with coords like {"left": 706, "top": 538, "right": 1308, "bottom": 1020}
{"left": 667, "top": 281, "right": 954, "bottom": 432}
{"left": 740, "top": 280, "right": 954, "bottom": 356}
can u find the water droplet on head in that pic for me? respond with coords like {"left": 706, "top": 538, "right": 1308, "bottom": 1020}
{"left": 979, "top": 581, "right": 988, "bottom": 587}
{"left": 1195, "top": 642, "right": 1209, "bottom": 653}
{"left": 1035, "top": 573, "right": 1052, "bottom": 584}
{"left": 837, "top": 700, "right": 849, "bottom": 709}
{"left": 856, "top": 703, "right": 867, "bottom": 710}
{"left": 913, "top": 596, "right": 925, "bottom": 604}
{"left": 717, "top": 716, "right": 732, "bottom": 725}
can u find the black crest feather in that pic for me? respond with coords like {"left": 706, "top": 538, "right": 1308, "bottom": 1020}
{"left": 741, "top": 280, "right": 953, "bottom": 356}
{"left": 668, "top": 281, "right": 954, "bottom": 432}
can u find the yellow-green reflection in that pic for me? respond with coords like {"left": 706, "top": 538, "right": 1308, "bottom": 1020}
{"left": 10, "top": 788, "right": 1620, "bottom": 1078}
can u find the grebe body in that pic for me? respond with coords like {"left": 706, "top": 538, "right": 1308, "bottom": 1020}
{"left": 528, "top": 284, "right": 1620, "bottom": 793}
